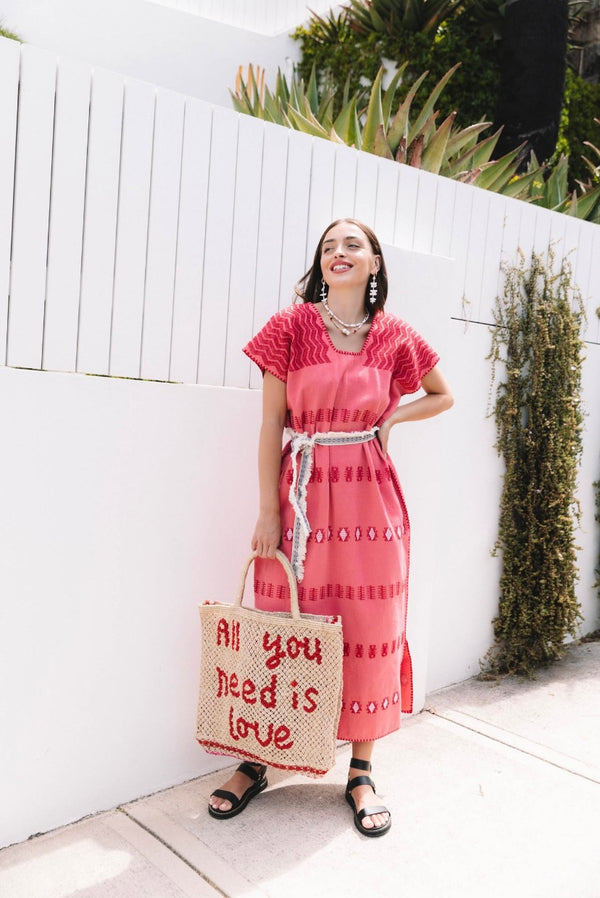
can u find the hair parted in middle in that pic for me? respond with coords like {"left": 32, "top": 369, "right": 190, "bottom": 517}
{"left": 294, "top": 218, "right": 388, "bottom": 317}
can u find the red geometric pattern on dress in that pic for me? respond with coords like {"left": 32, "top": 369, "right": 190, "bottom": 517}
{"left": 363, "top": 314, "right": 440, "bottom": 394}
{"left": 344, "top": 637, "right": 401, "bottom": 660}
{"left": 289, "top": 407, "right": 377, "bottom": 432}
{"left": 243, "top": 307, "right": 293, "bottom": 382}
{"left": 346, "top": 695, "right": 400, "bottom": 715}
{"left": 345, "top": 466, "right": 353, "bottom": 482}
{"left": 302, "top": 524, "right": 404, "bottom": 546}
{"left": 254, "top": 579, "right": 403, "bottom": 603}
{"left": 329, "top": 466, "right": 339, "bottom": 483}
{"left": 288, "top": 305, "right": 331, "bottom": 372}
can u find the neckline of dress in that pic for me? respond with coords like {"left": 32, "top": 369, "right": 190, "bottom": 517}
{"left": 308, "top": 302, "right": 378, "bottom": 356}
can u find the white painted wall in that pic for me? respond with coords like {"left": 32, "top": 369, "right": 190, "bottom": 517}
{"left": 146, "top": 0, "right": 343, "bottom": 35}
{"left": 0, "top": 367, "right": 261, "bottom": 848}
{"left": 0, "top": 0, "right": 298, "bottom": 107}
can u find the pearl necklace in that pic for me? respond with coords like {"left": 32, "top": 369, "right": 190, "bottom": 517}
{"left": 321, "top": 297, "right": 369, "bottom": 336}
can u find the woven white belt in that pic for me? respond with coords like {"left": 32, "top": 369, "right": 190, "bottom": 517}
{"left": 287, "top": 427, "right": 379, "bottom": 581}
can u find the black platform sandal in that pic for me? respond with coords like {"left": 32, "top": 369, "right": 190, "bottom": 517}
{"left": 345, "top": 757, "right": 392, "bottom": 838}
{"left": 208, "top": 762, "right": 268, "bottom": 819}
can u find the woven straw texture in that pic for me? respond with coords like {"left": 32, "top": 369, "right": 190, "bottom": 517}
{"left": 196, "top": 552, "right": 343, "bottom": 776}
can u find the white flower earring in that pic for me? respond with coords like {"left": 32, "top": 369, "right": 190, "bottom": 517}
{"left": 369, "top": 274, "right": 378, "bottom": 305}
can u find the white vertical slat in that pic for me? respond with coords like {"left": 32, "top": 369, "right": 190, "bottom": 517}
{"left": 169, "top": 98, "right": 212, "bottom": 385}
{"left": 448, "top": 181, "right": 474, "bottom": 319}
{"left": 517, "top": 202, "right": 538, "bottom": 260}
{"left": 279, "top": 131, "right": 311, "bottom": 313}
{"left": 0, "top": 37, "right": 20, "bottom": 365}
{"left": 140, "top": 88, "right": 185, "bottom": 382}
{"left": 77, "top": 68, "right": 124, "bottom": 375}
{"left": 547, "top": 208, "right": 568, "bottom": 274}
{"left": 43, "top": 56, "right": 91, "bottom": 373}
{"left": 569, "top": 218, "right": 592, "bottom": 315}
{"left": 478, "top": 192, "right": 506, "bottom": 324}
{"left": 7, "top": 44, "right": 56, "bottom": 369}
{"left": 331, "top": 144, "right": 357, "bottom": 222}
{"left": 393, "top": 164, "right": 419, "bottom": 249}
{"left": 430, "top": 176, "right": 456, "bottom": 259}
{"left": 499, "top": 195, "right": 522, "bottom": 270}
{"left": 462, "top": 188, "right": 490, "bottom": 323}
{"left": 354, "top": 150, "right": 379, "bottom": 227}
{"left": 585, "top": 226, "right": 600, "bottom": 344}
{"left": 223, "top": 115, "right": 264, "bottom": 388}
{"left": 373, "top": 157, "right": 400, "bottom": 246}
{"left": 531, "top": 204, "right": 553, "bottom": 260}
{"left": 197, "top": 106, "right": 239, "bottom": 386}
{"left": 413, "top": 169, "right": 438, "bottom": 255}
{"left": 109, "top": 79, "right": 156, "bottom": 378}
{"left": 306, "top": 138, "right": 336, "bottom": 262}
{"left": 249, "top": 121, "right": 289, "bottom": 390}
{"left": 562, "top": 215, "right": 582, "bottom": 263}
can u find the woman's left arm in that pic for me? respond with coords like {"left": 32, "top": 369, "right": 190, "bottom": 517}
{"left": 377, "top": 365, "right": 454, "bottom": 454}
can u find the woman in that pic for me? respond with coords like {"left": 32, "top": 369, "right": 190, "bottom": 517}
{"left": 208, "top": 219, "right": 453, "bottom": 836}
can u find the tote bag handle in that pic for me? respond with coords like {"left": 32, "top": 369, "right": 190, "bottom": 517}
{"left": 234, "top": 550, "right": 300, "bottom": 620}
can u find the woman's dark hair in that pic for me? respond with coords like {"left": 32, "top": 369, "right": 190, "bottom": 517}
{"left": 294, "top": 218, "right": 388, "bottom": 316}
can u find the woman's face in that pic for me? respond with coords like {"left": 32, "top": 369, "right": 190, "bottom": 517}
{"left": 320, "top": 221, "right": 381, "bottom": 292}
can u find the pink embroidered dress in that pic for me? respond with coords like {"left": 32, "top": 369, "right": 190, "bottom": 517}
{"left": 243, "top": 302, "right": 439, "bottom": 742}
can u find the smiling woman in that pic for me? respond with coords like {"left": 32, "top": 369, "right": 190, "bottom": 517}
{"left": 206, "top": 218, "right": 453, "bottom": 837}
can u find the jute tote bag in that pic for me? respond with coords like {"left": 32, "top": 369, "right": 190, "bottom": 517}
{"left": 196, "top": 550, "right": 344, "bottom": 776}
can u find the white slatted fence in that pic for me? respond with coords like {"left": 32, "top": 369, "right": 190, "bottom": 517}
{"left": 1, "top": 36, "right": 600, "bottom": 392}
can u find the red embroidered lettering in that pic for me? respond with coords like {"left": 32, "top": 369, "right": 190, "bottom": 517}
{"left": 303, "top": 687, "right": 318, "bottom": 713}
{"left": 263, "top": 632, "right": 286, "bottom": 669}
{"left": 259, "top": 674, "right": 277, "bottom": 709}
{"left": 216, "top": 666, "right": 229, "bottom": 697}
{"left": 274, "top": 726, "right": 293, "bottom": 750}
{"left": 242, "top": 679, "right": 256, "bottom": 704}
{"left": 216, "top": 619, "right": 229, "bottom": 647}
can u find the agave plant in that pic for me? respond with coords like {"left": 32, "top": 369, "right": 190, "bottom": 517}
{"left": 232, "top": 62, "right": 540, "bottom": 195}
{"left": 231, "top": 63, "right": 600, "bottom": 220}
{"left": 346, "top": 0, "right": 462, "bottom": 37}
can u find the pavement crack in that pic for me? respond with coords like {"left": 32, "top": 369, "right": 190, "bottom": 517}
{"left": 426, "top": 707, "right": 600, "bottom": 786}
{"left": 116, "top": 807, "right": 230, "bottom": 898}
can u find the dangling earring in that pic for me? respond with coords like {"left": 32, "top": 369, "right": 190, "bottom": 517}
{"left": 369, "top": 274, "right": 378, "bottom": 305}
{"left": 320, "top": 279, "right": 328, "bottom": 301}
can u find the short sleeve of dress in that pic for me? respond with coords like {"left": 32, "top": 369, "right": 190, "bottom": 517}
{"left": 393, "top": 320, "right": 440, "bottom": 395}
{"left": 243, "top": 308, "right": 292, "bottom": 383}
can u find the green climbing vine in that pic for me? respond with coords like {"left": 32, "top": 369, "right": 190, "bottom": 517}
{"left": 487, "top": 250, "right": 585, "bottom": 676}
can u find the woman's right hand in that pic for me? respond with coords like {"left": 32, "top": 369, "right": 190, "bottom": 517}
{"left": 251, "top": 511, "right": 282, "bottom": 558}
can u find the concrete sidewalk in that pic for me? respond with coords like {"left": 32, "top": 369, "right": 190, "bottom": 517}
{"left": 2, "top": 641, "right": 599, "bottom": 898}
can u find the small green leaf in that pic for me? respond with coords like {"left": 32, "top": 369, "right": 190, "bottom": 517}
{"left": 362, "top": 67, "right": 386, "bottom": 154}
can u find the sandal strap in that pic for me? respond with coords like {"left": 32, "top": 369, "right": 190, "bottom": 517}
{"left": 357, "top": 805, "right": 389, "bottom": 822}
{"left": 237, "top": 762, "right": 266, "bottom": 782}
{"left": 210, "top": 788, "right": 240, "bottom": 808}
{"left": 347, "top": 774, "right": 375, "bottom": 792}
{"left": 349, "top": 757, "right": 372, "bottom": 772}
